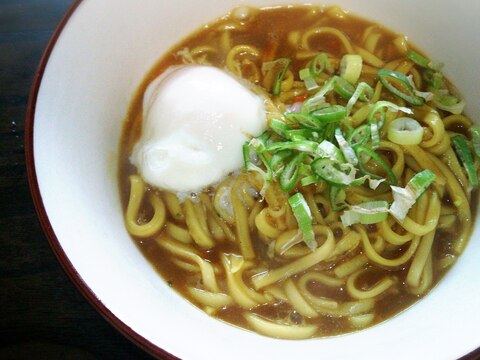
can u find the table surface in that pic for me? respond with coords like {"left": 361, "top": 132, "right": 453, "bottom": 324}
{"left": 0, "top": 1, "right": 154, "bottom": 358}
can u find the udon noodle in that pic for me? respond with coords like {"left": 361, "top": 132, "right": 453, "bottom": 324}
{"left": 119, "top": 5, "right": 477, "bottom": 338}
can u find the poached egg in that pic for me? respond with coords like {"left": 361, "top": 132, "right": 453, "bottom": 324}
{"left": 131, "top": 65, "right": 267, "bottom": 194}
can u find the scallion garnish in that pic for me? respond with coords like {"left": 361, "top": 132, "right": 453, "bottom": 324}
{"left": 329, "top": 185, "right": 348, "bottom": 211}
{"left": 407, "top": 50, "right": 443, "bottom": 72}
{"left": 280, "top": 153, "right": 306, "bottom": 192}
{"left": 333, "top": 76, "right": 356, "bottom": 100}
{"left": 346, "top": 82, "right": 373, "bottom": 114}
{"left": 470, "top": 127, "right": 480, "bottom": 158}
{"left": 355, "top": 145, "right": 398, "bottom": 185}
{"left": 288, "top": 193, "right": 316, "bottom": 250}
{"left": 340, "top": 54, "right": 363, "bottom": 84}
{"left": 451, "top": 135, "right": 479, "bottom": 187}
{"left": 341, "top": 201, "right": 389, "bottom": 227}
{"left": 310, "top": 52, "right": 332, "bottom": 76}
{"left": 377, "top": 69, "right": 424, "bottom": 106}
{"left": 263, "top": 58, "right": 291, "bottom": 96}
{"left": 335, "top": 128, "right": 358, "bottom": 165}
{"left": 389, "top": 169, "right": 436, "bottom": 220}
{"left": 387, "top": 117, "right": 424, "bottom": 145}
{"left": 311, "top": 158, "right": 356, "bottom": 186}
{"left": 269, "top": 118, "right": 290, "bottom": 138}
{"left": 299, "top": 68, "right": 319, "bottom": 91}
{"left": 311, "top": 105, "right": 347, "bottom": 124}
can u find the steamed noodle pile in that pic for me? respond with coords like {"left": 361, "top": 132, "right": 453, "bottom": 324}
{"left": 121, "top": 6, "right": 476, "bottom": 339}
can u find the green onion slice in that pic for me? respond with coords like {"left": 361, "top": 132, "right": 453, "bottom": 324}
{"left": 340, "top": 54, "right": 363, "bottom": 84}
{"left": 266, "top": 140, "right": 318, "bottom": 153}
{"left": 280, "top": 153, "right": 306, "bottom": 192}
{"left": 348, "top": 124, "right": 371, "bottom": 148}
{"left": 355, "top": 145, "right": 398, "bottom": 185}
{"left": 470, "top": 126, "right": 480, "bottom": 158}
{"left": 333, "top": 76, "right": 356, "bottom": 100}
{"left": 302, "top": 77, "right": 336, "bottom": 112}
{"left": 389, "top": 169, "right": 436, "bottom": 220}
{"left": 329, "top": 185, "right": 348, "bottom": 211}
{"left": 301, "top": 175, "right": 320, "bottom": 187}
{"left": 341, "top": 201, "right": 389, "bottom": 227}
{"left": 262, "top": 58, "right": 291, "bottom": 96}
{"left": 310, "top": 52, "right": 333, "bottom": 76}
{"left": 452, "top": 135, "right": 478, "bottom": 187}
{"left": 377, "top": 69, "right": 424, "bottom": 106}
{"left": 407, "top": 50, "right": 443, "bottom": 72}
{"left": 299, "top": 68, "right": 319, "bottom": 91}
{"left": 270, "top": 149, "right": 293, "bottom": 175}
{"left": 269, "top": 118, "right": 290, "bottom": 138}
{"left": 316, "top": 140, "right": 344, "bottom": 162}
{"left": 367, "top": 100, "right": 413, "bottom": 124}
{"left": 432, "top": 96, "right": 466, "bottom": 115}
{"left": 311, "top": 158, "right": 356, "bottom": 186}
{"left": 288, "top": 193, "right": 316, "bottom": 250}
{"left": 387, "top": 117, "right": 424, "bottom": 145}
{"left": 424, "top": 69, "right": 443, "bottom": 89}
{"left": 335, "top": 128, "right": 358, "bottom": 165}
{"left": 311, "top": 105, "right": 347, "bottom": 124}
{"left": 346, "top": 82, "right": 373, "bottom": 114}
{"left": 370, "top": 122, "right": 380, "bottom": 150}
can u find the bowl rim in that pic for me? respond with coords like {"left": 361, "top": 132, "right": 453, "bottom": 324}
{"left": 23, "top": 1, "right": 480, "bottom": 359}
{"left": 23, "top": 1, "right": 177, "bottom": 359}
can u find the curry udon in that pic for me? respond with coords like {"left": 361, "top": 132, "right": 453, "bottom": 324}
{"left": 119, "top": 5, "right": 477, "bottom": 338}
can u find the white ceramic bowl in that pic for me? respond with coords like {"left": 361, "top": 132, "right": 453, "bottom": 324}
{"left": 26, "top": 0, "right": 480, "bottom": 359}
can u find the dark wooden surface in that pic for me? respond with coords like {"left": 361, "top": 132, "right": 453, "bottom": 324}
{"left": 0, "top": 1, "right": 154, "bottom": 359}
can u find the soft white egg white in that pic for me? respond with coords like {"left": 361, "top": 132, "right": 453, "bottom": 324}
{"left": 131, "top": 65, "right": 267, "bottom": 193}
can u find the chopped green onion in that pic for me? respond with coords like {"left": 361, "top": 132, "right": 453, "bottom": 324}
{"left": 346, "top": 82, "right": 373, "bottom": 114}
{"left": 301, "top": 175, "right": 320, "bottom": 186}
{"left": 270, "top": 150, "right": 293, "bottom": 175}
{"left": 432, "top": 97, "right": 466, "bottom": 115}
{"left": 269, "top": 118, "right": 290, "bottom": 138}
{"left": 424, "top": 69, "right": 443, "bottom": 89}
{"left": 333, "top": 76, "right": 356, "bottom": 100}
{"left": 387, "top": 117, "right": 424, "bottom": 145}
{"left": 302, "top": 77, "right": 336, "bottom": 112}
{"left": 370, "top": 122, "right": 380, "bottom": 150}
{"left": 348, "top": 124, "right": 371, "bottom": 148}
{"left": 266, "top": 140, "right": 318, "bottom": 153}
{"left": 355, "top": 145, "right": 398, "bottom": 185}
{"left": 299, "top": 68, "right": 319, "bottom": 91}
{"left": 249, "top": 131, "right": 271, "bottom": 153}
{"left": 280, "top": 153, "right": 306, "bottom": 192}
{"left": 389, "top": 169, "right": 436, "bottom": 220}
{"left": 316, "top": 140, "right": 344, "bottom": 162}
{"left": 367, "top": 101, "right": 413, "bottom": 124}
{"left": 285, "top": 112, "right": 320, "bottom": 130}
{"left": 407, "top": 50, "right": 443, "bottom": 72}
{"left": 329, "top": 185, "right": 348, "bottom": 211}
{"left": 311, "top": 105, "right": 347, "bottom": 124}
{"left": 285, "top": 128, "right": 316, "bottom": 141}
{"left": 311, "top": 158, "right": 356, "bottom": 186}
{"left": 377, "top": 69, "right": 424, "bottom": 106}
{"left": 408, "top": 169, "right": 437, "bottom": 195}
{"left": 288, "top": 193, "right": 316, "bottom": 250}
{"left": 470, "top": 127, "right": 480, "bottom": 158}
{"left": 335, "top": 128, "right": 358, "bottom": 165}
{"left": 310, "top": 52, "right": 332, "bottom": 76}
{"left": 263, "top": 58, "right": 291, "bottom": 96}
{"left": 452, "top": 135, "right": 478, "bottom": 187}
{"left": 341, "top": 201, "right": 389, "bottom": 227}
{"left": 340, "top": 54, "right": 363, "bottom": 84}
{"left": 243, "top": 142, "right": 273, "bottom": 196}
